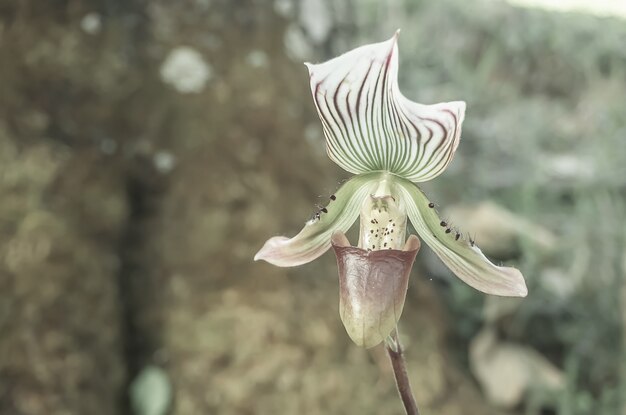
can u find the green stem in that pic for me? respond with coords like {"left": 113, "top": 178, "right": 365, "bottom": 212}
{"left": 385, "top": 328, "right": 420, "bottom": 415}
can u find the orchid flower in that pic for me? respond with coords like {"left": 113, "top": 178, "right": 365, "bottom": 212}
{"left": 255, "top": 32, "right": 527, "bottom": 349}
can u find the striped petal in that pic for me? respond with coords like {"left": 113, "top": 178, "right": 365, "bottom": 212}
{"left": 306, "top": 32, "right": 465, "bottom": 183}
{"left": 395, "top": 178, "right": 528, "bottom": 297}
{"left": 254, "top": 172, "right": 380, "bottom": 267}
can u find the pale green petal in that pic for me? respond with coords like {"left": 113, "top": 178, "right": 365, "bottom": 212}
{"left": 395, "top": 178, "right": 528, "bottom": 297}
{"left": 306, "top": 32, "right": 465, "bottom": 182}
{"left": 254, "top": 173, "right": 380, "bottom": 267}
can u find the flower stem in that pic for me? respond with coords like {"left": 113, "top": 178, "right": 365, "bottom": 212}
{"left": 385, "top": 329, "right": 420, "bottom": 415}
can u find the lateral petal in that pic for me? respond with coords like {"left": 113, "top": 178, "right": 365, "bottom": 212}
{"left": 254, "top": 173, "right": 380, "bottom": 267}
{"left": 395, "top": 179, "right": 528, "bottom": 297}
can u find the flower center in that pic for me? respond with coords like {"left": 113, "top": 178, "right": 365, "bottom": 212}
{"left": 359, "top": 194, "right": 407, "bottom": 251}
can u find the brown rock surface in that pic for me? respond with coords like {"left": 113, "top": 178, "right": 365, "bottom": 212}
{"left": 0, "top": 1, "right": 139, "bottom": 413}
{"left": 0, "top": 139, "right": 127, "bottom": 413}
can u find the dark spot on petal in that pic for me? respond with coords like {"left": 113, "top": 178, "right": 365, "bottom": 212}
{"left": 445, "top": 228, "right": 451, "bottom": 234}
{"left": 321, "top": 207, "right": 328, "bottom": 213}
{"left": 330, "top": 194, "right": 336, "bottom": 200}
{"left": 440, "top": 221, "right": 447, "bottom": 227}
{"left": 428, "top": 202, "right": 435, "bottom": 208}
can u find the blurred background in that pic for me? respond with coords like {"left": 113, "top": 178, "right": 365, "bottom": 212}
{"left": 1, "top": 0, "right": 625, "bottom": 414}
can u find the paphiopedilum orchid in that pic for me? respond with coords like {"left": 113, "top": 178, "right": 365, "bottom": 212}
{"left": 255, "top": 32, "right": 527, "bottom": 349}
